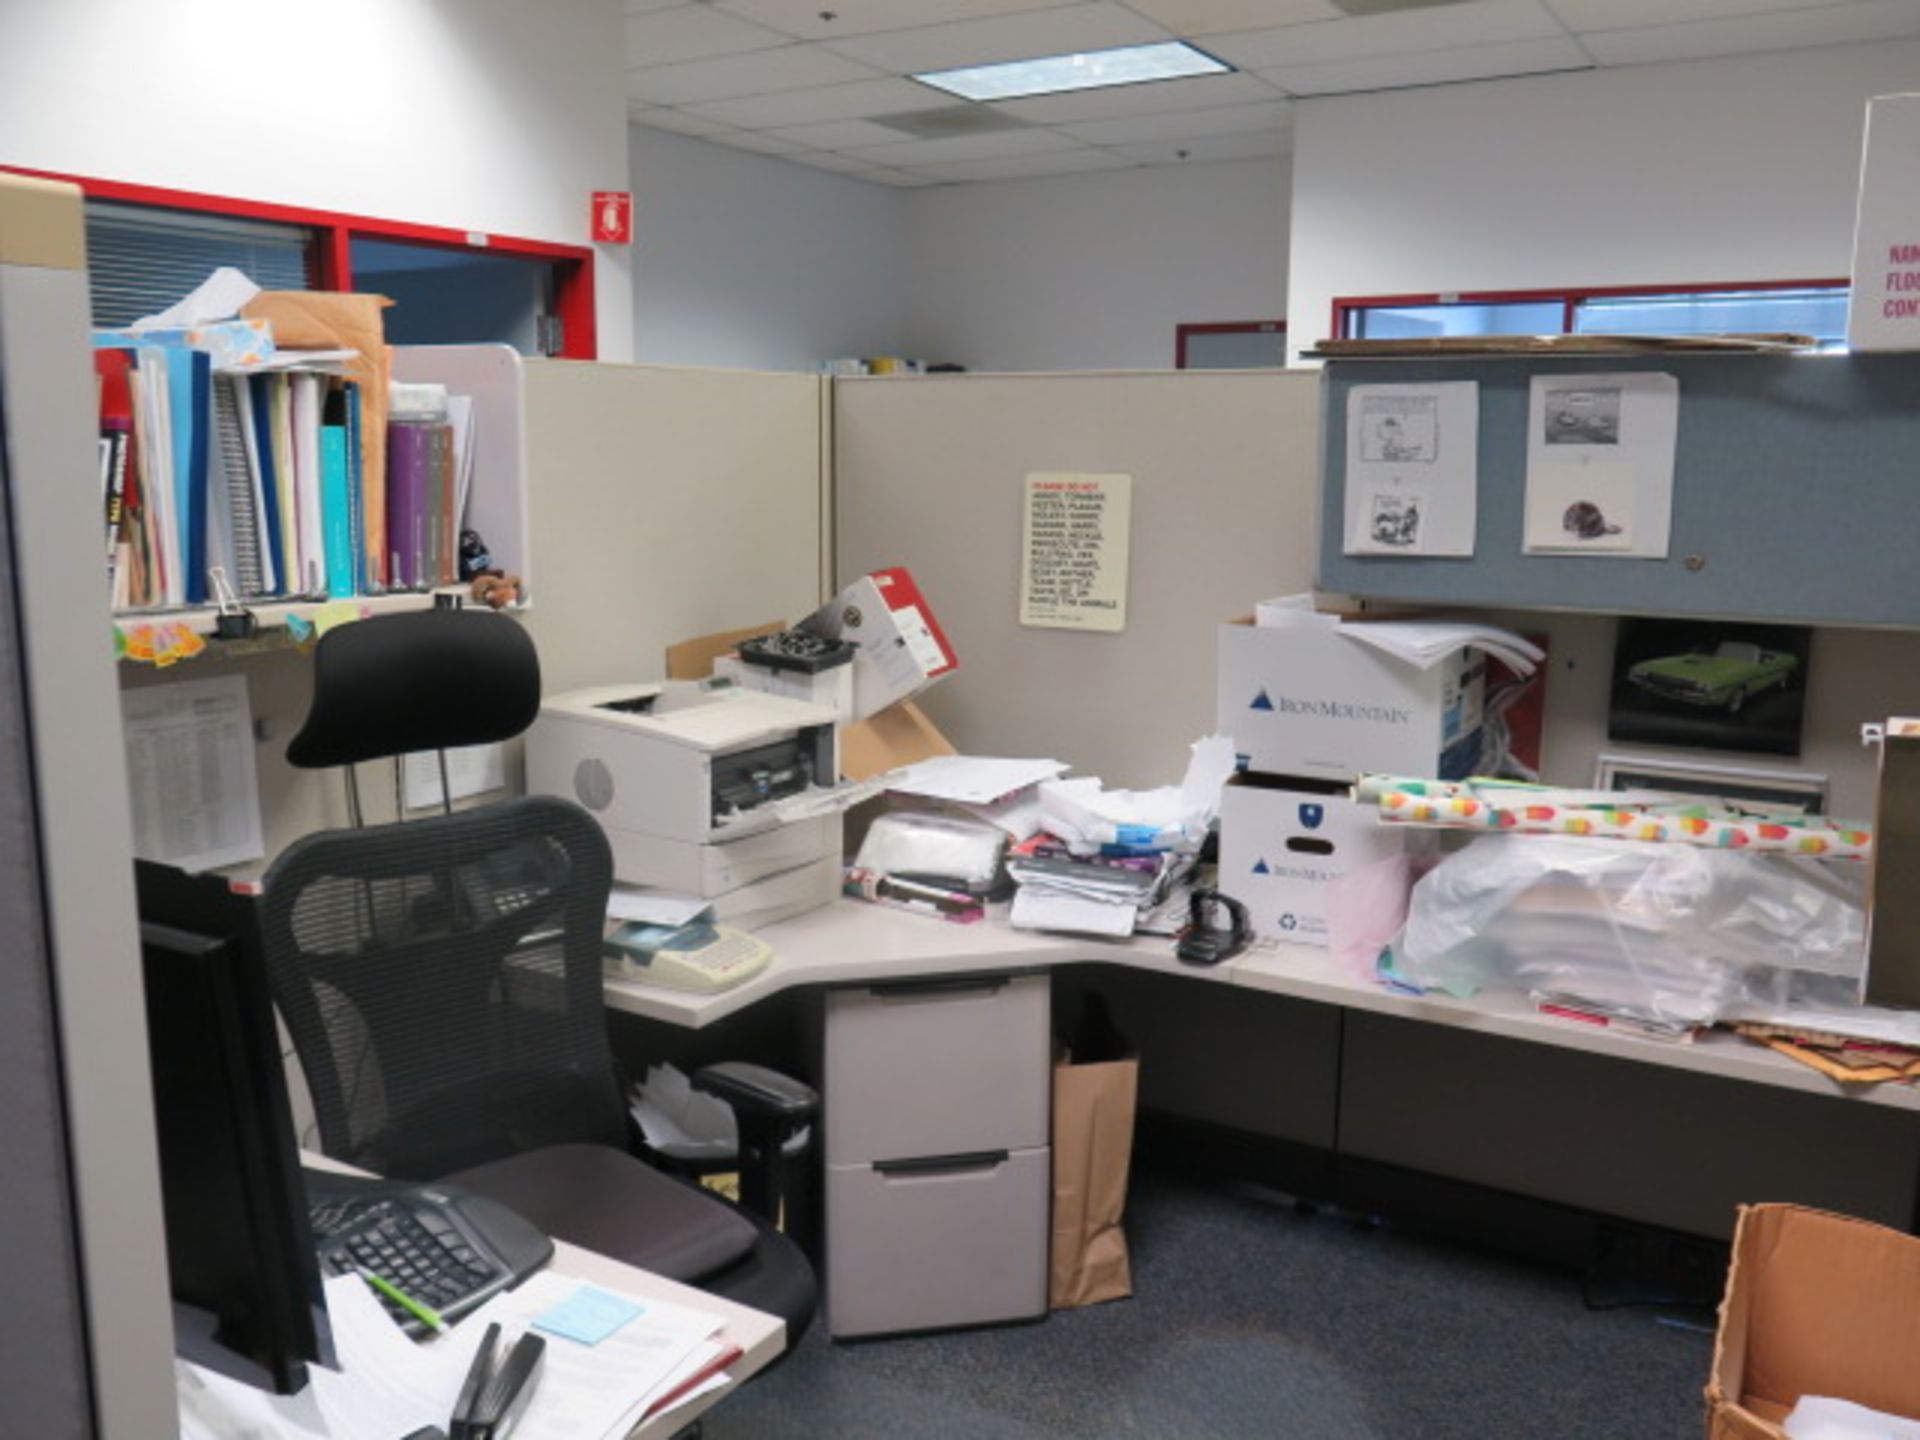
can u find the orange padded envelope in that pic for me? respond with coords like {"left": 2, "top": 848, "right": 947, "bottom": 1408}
{"left": 243, "top": 290, "right": 393, "bottom": 588}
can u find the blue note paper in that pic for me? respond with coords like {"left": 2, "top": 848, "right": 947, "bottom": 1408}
{"left": 532, "top": 1285, "right": 645, "bottom": 1346}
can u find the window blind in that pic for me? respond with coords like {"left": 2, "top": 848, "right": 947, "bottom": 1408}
{"left": 84, "top": 201, "right": 314, "bottom": 328}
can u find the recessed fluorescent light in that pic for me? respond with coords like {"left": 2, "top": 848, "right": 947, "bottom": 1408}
{"left": 915, "top": 41, "right": 1230, "bottom": 103}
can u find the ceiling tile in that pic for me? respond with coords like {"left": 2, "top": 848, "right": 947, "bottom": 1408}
{"left": 786, "top": 150, "right": 885, "bottom": 171}
{"left": 714, "top": 0, "right": 1071, "bottom": 42}
{"left": 624, "top": 6, "right": 790, "bottom": 68}
{"left": 626, "top": 44, "right": 881, "bottom": 106}
{"left": 994, "top": 68, "right": 1285, "bottom": 120}
{"left": 918, "top": 148, "right": 1141, "bottom": 181}
{"left": 763, "top": 117, "right": 919, "bottom": 150}
{"left": 1110, "top": 129, "right": 1292, "bottom": 162}
{"left": 707, "top": 130, "right": 814, "bottom": 155}
{"left": 1063, "top": 97, "right": 1291, "bottom": 143}
{"left": 1578, "top": 1, "right": 1920, "bottom": 65}
{"left": 863, "top": 170, "right": 944, "bottom": 187}
{"left": 1207, "top": 0, "right": 1563, "bottom": 70}
{"left": 822, "top": 3, "right": 1171, "bottom": 75}
{"left": 1546, "top": 0, "right": 1852, "bottom": 32}
{"left": 846, "top": 129, "right": 1095, "bottom": 165}
{"left": 683, "top": 76, "right": 948, "bottom": 127}
{"left": 1120, "top": 0, "right": 1341, "bottom": 36}
{"left": 1262, "top": 34, "right": 1589, "bottom": 94}
{"left": 624, "top": 0, "right": 688, "bottom": 13}
{"left": 632, "top": 107, "right": 742, "bottom": 137}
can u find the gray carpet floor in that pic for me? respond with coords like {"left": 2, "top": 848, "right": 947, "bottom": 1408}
{"left": 704, "top": 1172, "right": 1716, "bottom": 1438}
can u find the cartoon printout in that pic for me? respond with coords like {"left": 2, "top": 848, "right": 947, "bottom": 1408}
{"left": 1344, "top": 382, "right": 1479, "bottom": 557}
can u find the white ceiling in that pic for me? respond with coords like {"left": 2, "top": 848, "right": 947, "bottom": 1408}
{"left": 623, "top": 0, "right": 1917, "bottom": 186}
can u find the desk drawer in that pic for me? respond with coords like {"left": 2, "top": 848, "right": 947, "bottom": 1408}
{"left": 825, "top": 1147, "right": 1049, "bottom": 1337}
{"left": 824, "top": 973, "right": 1049, "bottom": 1165}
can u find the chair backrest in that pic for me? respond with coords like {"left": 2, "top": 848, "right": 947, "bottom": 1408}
{"left": 286, "top": 609, "right": 541, "bottom": 770}
{"left": 262, "top": 794, "right": 625, "bottom": 1179}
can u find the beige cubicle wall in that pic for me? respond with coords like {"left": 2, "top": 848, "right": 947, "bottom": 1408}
{"left": 117, "top": 360, "right": 831, "bottom": 866}
{"left": 521, "top": 360, "right": 830, "bottom": 695}
{"left": 833, "top": 370, "right": 1320, "bottom": 789}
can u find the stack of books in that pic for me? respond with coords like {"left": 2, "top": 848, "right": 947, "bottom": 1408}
{"left": 93, "top": 336, "right": 474, "bottom": 612}
{"left": 1006, "top": 834, "right": 1192, "bottom": 938}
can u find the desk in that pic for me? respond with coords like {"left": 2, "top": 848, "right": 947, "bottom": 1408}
{"left": 180, "top": 1158, "right": 786, "bottom": 1440}
{"left": 603, "top": 899, "right": 1920, "bottom": 1247}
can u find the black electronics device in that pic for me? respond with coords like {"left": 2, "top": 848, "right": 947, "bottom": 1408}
{"left": 1175, "top": 888, "right": 1252, "bottom": 967}
{"left": 306, "top": 1170, "right": 552, "bottom": 1336}
{"left": 137, "top": 877, "right": 336, "bottom": 1395}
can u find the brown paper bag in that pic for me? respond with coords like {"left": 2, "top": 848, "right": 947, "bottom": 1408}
{"left": 1049, "top": 1054, "right": 1138, "bottom": 1309}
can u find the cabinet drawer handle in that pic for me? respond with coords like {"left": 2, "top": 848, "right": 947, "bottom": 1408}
{"left": 866, "top": 974, "right": 1010, "bottom": 1001}
{"left": 873, "top": 1149, "right": 1010, "bottom": 1177}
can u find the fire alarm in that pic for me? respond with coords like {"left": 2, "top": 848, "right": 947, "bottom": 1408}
{"left": 591, "top": 191, "right": 632, "bottom": 245}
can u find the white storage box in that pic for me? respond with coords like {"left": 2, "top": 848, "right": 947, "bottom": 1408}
{"left": 805, "top": 567, "right": 957, "bottom": 721}
{"left": 1218, "top": 773, "right": 1404, "bottom": 945}
{"left": 1217, "top": 617, "right": 1484, "bottom": 781}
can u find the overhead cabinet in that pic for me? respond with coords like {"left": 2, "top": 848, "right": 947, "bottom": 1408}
{"left": 1316, "top": 353, "right": 1920, "bottom": 628}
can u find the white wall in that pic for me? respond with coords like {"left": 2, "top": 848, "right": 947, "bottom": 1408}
{"left": 628, "top": 126, "right": 909, "bottom": 372}
{"left": 0, "top": 0, "right": 636, "bottom": 358}
{"left": 903, "top": 156, "right": 1290, "bottom": 373}
{"left": 1287, "top": 39, "right": 1920, "bottom": 363}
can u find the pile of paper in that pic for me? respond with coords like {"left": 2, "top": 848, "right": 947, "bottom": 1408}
{"left": 882, "top": 754, "right": 1068, "bottom": 840}
{"left": 1006, "top": 849, "right": 1171, "bottom": 939}
{"left": 178, "top": 1269, "right": 734, "bottom": 1439}
{"left": 1254, "top": 593, "right": 1544, "bottom": 678}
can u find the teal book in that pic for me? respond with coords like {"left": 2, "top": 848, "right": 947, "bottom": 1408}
{"left": 319, "top": 401, "right": 354, "bottom": 598}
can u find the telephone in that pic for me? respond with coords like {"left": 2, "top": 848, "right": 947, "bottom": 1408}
{"left": 603, "top": 920, "right": 774, "bottom": 994}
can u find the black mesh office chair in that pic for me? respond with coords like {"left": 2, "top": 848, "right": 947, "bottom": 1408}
{"left": 261, "top": 609, "right": 818, "bottom": 1341}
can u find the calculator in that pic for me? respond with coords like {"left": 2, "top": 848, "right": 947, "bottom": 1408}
{"left": 603, "top": 921, "right": 775, "bottom": 993}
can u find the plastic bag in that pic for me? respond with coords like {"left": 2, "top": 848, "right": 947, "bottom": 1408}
{"left": 1396, "top": 835, "right": 1866, "bottom": 1027}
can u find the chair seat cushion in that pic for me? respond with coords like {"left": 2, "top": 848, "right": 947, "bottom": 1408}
{"left": 445, "top": 1142, "right": 759, "bottom": 1283}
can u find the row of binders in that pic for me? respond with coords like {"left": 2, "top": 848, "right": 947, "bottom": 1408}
{"left": 94, "top": 345, "right": 473, "bottom": 613}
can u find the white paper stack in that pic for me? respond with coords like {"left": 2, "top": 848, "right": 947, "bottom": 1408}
{"left": 1253, "top": 594, "right": 1544, "bottom": 677}
{"left": 178, "top": 1270, "right": 734, "bottom": 1440}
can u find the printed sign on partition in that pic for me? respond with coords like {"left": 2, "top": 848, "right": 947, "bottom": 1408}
{"left": 1020, "top": 473, "right": 1132, "bottom": 632}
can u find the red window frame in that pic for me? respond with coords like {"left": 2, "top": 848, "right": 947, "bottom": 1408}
{"left": 2, "top": 164, "right": 599, "bottom": 359}
{"left": 1174, "top": 319, "right": 1287, "bottom": 369}
{"left": 1330, "top": 279, "right": 1848, "bottom": 345}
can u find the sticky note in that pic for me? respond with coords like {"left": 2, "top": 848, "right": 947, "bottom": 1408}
{"left": 532, "top": 1286, "right": 644, "bottom": 1346}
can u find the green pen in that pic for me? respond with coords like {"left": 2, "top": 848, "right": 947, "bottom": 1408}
{"left": 355, "top": 1265, "right": 448, "bottom": 1333}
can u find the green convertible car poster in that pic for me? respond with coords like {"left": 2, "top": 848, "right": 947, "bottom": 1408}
{"left": 1609, "top": 619, "right": 1812, "bottom": 756}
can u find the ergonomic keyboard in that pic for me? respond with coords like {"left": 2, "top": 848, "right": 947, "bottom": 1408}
{"left": 304, "top": 1169, "right": 553, "bottom": 1336}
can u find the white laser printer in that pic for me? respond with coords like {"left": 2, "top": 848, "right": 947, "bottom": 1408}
{"left": 526, "top": 681, "right": 868, "bottom": 924}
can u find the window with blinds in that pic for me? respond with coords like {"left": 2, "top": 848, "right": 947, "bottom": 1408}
{"left": 84, "top": 201, "right": 314, "bottom": 327}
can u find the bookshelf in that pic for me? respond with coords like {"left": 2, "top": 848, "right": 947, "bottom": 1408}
{"left": 110, "top": 342, "right": 530, "bottom": 652}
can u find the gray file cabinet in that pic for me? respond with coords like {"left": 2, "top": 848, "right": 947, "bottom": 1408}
{"left": 821, "top": 972, "right": 1051, "bottom": 1337}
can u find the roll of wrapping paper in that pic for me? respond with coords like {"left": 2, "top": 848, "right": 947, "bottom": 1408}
{"left": 1370, "top": 785, "right": 1873, "bottom": 860}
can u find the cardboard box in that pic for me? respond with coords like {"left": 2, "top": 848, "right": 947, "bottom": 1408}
{"left": 1217, "top": 773, "right": 1403, "bottom": 946}
{"left": 1848, "top": 93, "right": 1920, "bottom": 352}
{"left": 1218, "top": 617, "right": 1484, "bottom": 781}
{"left": 1707, "top": 1204, "right": 1920, "bottom": 1438}
{"left": 806, "top": 567, "right": 957, "bottom": 721}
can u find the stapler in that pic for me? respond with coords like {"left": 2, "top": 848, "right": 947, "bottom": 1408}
{"left": 448, "top": 1322, "right": 545, "bottom": 1439}
{"left": 1175, "top": 888, "right": 1251, "bottom": 967}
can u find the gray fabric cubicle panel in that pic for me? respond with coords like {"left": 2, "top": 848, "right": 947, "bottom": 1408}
{"left": 833, "top": 371, "right": 1319, "bottom": 789}
{"left": 1317, "top": 353, "right": 1920, "bottom": 627}
{"left": 0, "top": 313, "right": 93, "bottom": 1438}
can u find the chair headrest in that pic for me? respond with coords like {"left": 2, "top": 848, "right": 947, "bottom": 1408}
{"left": 286, "top": 610, "right": 541, "bottom": 770}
